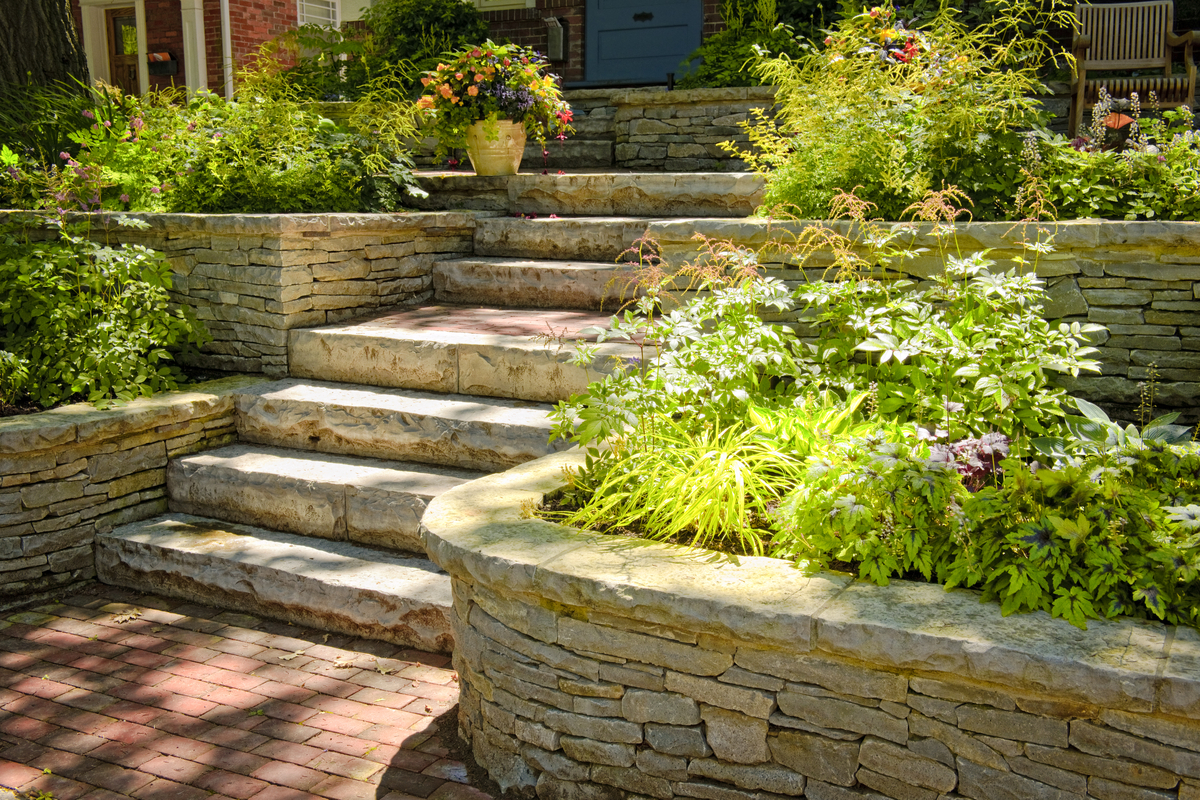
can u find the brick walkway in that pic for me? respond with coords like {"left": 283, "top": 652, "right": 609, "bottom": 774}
{"left": 0, "top": 584, "right": 492, "bottom": 800}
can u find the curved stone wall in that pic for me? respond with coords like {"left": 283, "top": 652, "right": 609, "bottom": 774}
{"left": 422, "top": 451, "right": 1200, "bottom": 800}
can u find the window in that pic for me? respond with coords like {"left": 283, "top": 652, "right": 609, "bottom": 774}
{"left": 298, "top": 0, "right": 338, "bottom": 26}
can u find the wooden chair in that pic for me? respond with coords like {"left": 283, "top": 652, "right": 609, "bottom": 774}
{"left": 1069, "top": 1, "right": 1196, "bottom": 138}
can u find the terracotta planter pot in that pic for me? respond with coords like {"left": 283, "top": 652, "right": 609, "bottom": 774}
{"left": 464, "top": 119, "right": 526, "bottom": 176}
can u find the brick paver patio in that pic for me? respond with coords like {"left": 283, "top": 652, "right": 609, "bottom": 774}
{"left": 0, "top": 584, "right": 491, "bottom": 800}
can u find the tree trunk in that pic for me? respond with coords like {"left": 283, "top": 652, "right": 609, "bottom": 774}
{"left": 0, "top": 0, "right": 89, "bottom": 86}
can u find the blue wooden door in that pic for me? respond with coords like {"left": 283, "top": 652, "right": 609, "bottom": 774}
{"left": 585, "top": 0, "right": 703, "bottom": 84}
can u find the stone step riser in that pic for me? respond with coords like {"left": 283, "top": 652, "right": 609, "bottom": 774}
{"left": 167, "top": 445, "right": 482, "bottom": 554}
{"left": 413, "top": 174, "right": 764, "bottom": 217}
{"left": 235, "top": 380, "right": 567, "bottom": 473}
{"left": 432, "top": 258, "right": 640, "bottom": 311}
{"left": 288, "top": 328, "right": 638, "bottom": 404}
{"left": 474, "top": 217, "right": 652, "bottom": 262}
{"left": 96, "top": 514, "right": 454, "bottom": 653}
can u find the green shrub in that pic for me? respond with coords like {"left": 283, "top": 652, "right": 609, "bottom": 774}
{"left": 730, "top": 0, "right": 1069, "bottom": 219}
{"left": 277, "top": 24, "right": 394, "bottom": 101}
{"left": 1, "top": 58, "right": 423, "bottom": 215}
{"left": 676, "top": 0, "right": 809, "bottom": 89}
{"left": 949, "top": 447, "right": 1200, "bottom": 627}
{"left": 0, "top": 217, "right": 208, "bottom": 408}
{"left": 363, "top": 0, "right": 488, "bottom": 80}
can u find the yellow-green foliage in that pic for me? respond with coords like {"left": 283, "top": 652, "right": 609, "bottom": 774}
{"left": 729, "top": 0, "right": 1072, "bottom": 219}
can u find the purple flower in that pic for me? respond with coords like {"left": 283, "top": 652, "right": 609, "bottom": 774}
{"left": 150, "top": 186, "right": 161, "bottom": 194}
{"left": 119, "top": 193, "right": 130, "bottom": 203}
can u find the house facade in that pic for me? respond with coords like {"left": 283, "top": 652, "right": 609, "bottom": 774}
{"left": 68, "top": 0, "right": 720, "bottom": 95}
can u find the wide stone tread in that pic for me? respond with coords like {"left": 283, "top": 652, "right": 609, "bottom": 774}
{"left": 235, "top": 378, "right": 568, "bottom": 472}
{"left": 168, "top": 443, "right": 483, "bottom": 554}
{"left": 289, "top": 317, "right": 640, "bottom": 403}
{"left": 433, "top": 256, "right": 640, "bottom": 310}
{"left": 96, "top": 512, "right": 454, "bottom": 653}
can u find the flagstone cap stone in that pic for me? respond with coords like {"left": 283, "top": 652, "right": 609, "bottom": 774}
{"left": 421, "top": 449, "right": 1195, "bottom": 718}
{"left": 0, "top": 374, "right": 264, "bottom": 455}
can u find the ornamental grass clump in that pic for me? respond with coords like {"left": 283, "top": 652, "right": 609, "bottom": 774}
{"left": 416, "top": 41, "right": 574, "bottom": 161}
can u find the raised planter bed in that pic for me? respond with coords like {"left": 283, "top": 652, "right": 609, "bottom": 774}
{"left": 422, "top": 449, "right": 1200, "bottom": 800}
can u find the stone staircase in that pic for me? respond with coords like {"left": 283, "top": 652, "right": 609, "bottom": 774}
{"left": 95, "top": 185, "right": 747, "bottom": 655}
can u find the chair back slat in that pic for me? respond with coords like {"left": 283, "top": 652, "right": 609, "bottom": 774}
{"left": 1077, "top": 0, "right": 1174, "bottom": 68}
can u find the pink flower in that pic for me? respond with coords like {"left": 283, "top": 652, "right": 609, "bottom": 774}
{"left": 82, "top": 110, "right": 95, "bottom": 120}
{"left": 150, "top": 186, "right": 160, "bottom": 193}
{"left": 119, "top": 193, "right": 130, "bottom": 203}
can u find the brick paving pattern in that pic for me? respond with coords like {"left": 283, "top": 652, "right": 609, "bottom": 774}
{"left": 0, "top": 584, "right": 493, "bottom": 800}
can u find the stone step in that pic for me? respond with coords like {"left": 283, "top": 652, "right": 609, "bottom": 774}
{"left": 96, "top": 513, "right": 454, "bottom": 653}
{"left": 433, "top": 256, "right": 639, "bottom": 310}
{"left": 234, "top": 378, "right": 569, "bottom": 472}
{"left": 412, "top": 172, "right": 764, "bottom": 217}
{"left": 474, "top": 216, "right": 654, "bottom": 262}
{"left": 289, "top": 306, "right": 640, "bottom": 403}
{"left": 167, "top": 443, "right": 484, "bottom": 554}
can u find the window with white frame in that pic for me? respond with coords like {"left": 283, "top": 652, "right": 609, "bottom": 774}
{"left": 298, "top": 0, "right": 339, "bottom": 26}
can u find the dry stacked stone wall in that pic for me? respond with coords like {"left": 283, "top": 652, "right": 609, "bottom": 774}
{"left": 611, "top": 87, "right": 776, "bottom": 171}
{"left": 422, "top": 453, "right": 1200, "bottom": 800}
{"left": 87, "top": 211, "right": 481, "bottom": 376}
{"left": 0, "top": 376, "right": 258, "bottom": 609}
{"left": 455, "top": 586, "right": 1200, "bottom": 800}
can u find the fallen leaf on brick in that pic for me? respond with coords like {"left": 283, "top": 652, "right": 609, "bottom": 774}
{"left": 333, "top": 658, "right": 356, "bottom": 669}
{"left": 112, "top": 610, "right": 142, "bottom": 623}
{"left": 279, "top": 650, "right": 306, "bottom": 661}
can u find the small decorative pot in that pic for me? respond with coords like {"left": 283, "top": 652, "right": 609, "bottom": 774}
{"left": 464, "top": 119, "right": 526, "bottom": 176}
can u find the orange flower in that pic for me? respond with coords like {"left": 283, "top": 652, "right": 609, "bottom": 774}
{"left": 417, "top": 96, "right": 434, "bottom": 109}
{"left": 439, "top": 84, "right": 453, "bottom": 98}
{"left": 467, "top": 85, "right": 478, "bottom": 96}
{"left": 474, "top": 74, "right": 485, "bottom": 82}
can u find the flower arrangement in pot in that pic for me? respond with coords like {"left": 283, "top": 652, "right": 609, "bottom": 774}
{"left": 417, "top": 41, "right": 574, "bottom": 175}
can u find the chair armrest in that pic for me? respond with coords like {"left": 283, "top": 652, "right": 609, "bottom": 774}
{"left": 1072, "top": 33, "right": 1092, "bottom": 53}
{"left": 1167, "top": 30, "right": 1194, "bottom": 46}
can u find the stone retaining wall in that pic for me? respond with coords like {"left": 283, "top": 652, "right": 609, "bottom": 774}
{"left": 72, "top": 212, "right": 482, "bottom": 376}
{"left": 648, "top": 218, "right": 1200, "bottom": 422}
{"left": 611, "top": 87, "right": 777, "bottom": 172}
{"left": 422, "top": 451, "right": 1200, "bottom": 800}
{"left": 0, "top": 376, "right": 261, "bottom": 609}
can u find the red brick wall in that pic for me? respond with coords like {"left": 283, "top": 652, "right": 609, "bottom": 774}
{"left": 482, "top": 0, "right": 723, "bottom": 85}
{"left": 228, "top": 0, "right": 296, "bottom": 67}
{"left": 204, "top": 0, "right": 225, "bottom": 92}
{"left": 202, "top": 0, "right": 296, "bottom": 94}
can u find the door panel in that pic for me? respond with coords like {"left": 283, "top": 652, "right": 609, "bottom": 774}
{"left": 586, "top": 0, "right": 702, "bottom": 83}
{"left": 106, "top": 8, "right": 139, "bottom": 95}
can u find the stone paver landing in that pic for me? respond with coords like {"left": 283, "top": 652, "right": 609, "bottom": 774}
{"left": 0, "top": 584, "right": 491, "bottom": 800}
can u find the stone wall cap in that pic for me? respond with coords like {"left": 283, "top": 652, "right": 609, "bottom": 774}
{"left": 0, "top": 210, "right": 491, "bottom": 237}
{"left": 0, "top": 374, "right": 265, "bottom": 455}
{"left": 610, "top": 86, "right": 777, "bottom": 106}
{"left": 421, "top": 450, "right": 1193, "bottom": 716}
